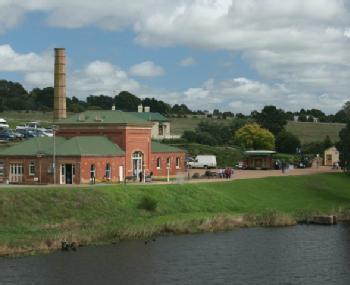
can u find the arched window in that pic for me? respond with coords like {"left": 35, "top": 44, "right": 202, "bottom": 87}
{"left": 90, "top": 164, "right": 96, "bottom": 179}
{"left": 105, "top": 163, "right": 111, "bottom": 179}
{"left": 176, "top": 157, "right": 180, "bottom": 169}
{"left": 156, "top": 158, "right": 161, "bottom": 169}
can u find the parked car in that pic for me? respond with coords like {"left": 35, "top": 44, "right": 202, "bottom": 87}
{"left": 0, "top": 130, "right": 16, "bottom": 141}
{"left": 0, "top": 118, "right": 9, "bottom": 130}
{"left": 187, "top": 155, "right": 217, "bottom": 169}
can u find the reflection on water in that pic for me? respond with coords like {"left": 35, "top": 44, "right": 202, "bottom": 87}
{"left": 1, "top": 225, "right": 350, "bottom": 285}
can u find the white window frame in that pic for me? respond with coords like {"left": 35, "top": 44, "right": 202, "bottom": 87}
{"left": 176, "top": 157, "right": 180, "bottom": 169}
{"left": 90, "top": 164, "right": 96, "bottom": 179}
{"left": 0, "top": 161, "right": 4, "bottom": 177}
{"left": 166, "top": 157, "right": 171, "bottom": 169}
{"left": 105, "top": 163, "right": 111, "bottom": 179}
{"left": 29, "top": 161, "right": 35, "bottom": 176}
{"left": 156, "top": 158, "right": 161, "bottom": 170}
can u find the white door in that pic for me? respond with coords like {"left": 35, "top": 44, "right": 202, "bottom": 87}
{"left": 9, "top": 164, "right": 23, "bottom": 183}
{"left": 60, "top": 164, "right": 66, "bottom": 185}
{"left": 119, "top": 165, "right": 124, "bottom": 182}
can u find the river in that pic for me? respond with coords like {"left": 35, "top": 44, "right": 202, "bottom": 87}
{"left": 1, "top": 225, "right": 350, "bottom": 285}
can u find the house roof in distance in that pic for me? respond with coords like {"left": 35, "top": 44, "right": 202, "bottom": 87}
{"left": 0, "top": 136, "right": 125, "bottom": 157}
{"left": 56, "top": 110, "right": 151, "bottom": 125}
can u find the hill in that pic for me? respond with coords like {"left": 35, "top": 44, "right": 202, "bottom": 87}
{"left": 1, "top": 173, "right": 350, "bottom": 256}
{"left": 286, "top": 121, "right": 346, "bottom": 143}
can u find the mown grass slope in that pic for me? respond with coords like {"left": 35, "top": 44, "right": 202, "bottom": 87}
{"left": 0, "top": 173, "right": 349, "bottom": 254}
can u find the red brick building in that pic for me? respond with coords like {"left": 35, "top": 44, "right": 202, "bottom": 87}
{"left": 0, "top": 111, "right": 185, "bottom": 185}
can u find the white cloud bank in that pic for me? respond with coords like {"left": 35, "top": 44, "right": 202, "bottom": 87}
{"left": 1, "top": 1, "right": 350, "bottom": 112}
{"left": 128, "top": 61, "right": 165, "bottom": 77}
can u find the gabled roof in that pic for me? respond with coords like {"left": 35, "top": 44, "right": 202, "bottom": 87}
{"left": 130, "top": 112, "right": 169, "bottom": 122}
{"left": 151, "top": 141, "right": 183, "bottom": 153}
{"left": 244, "top": 150, "right": 276, "bottom": 156}
{"left": 56, "top": 110, "right": 150, "bottom": 125}
{"left": 0, "top": 136, "right": 124, "bottom": 157}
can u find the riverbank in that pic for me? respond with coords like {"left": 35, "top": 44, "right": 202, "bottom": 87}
{"left": 1, "top": 173, "right": 350, "bottom": 256}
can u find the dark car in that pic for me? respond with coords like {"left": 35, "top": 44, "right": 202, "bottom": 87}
{"left": 0, "top": 131, "right": 16, "bottom": 141}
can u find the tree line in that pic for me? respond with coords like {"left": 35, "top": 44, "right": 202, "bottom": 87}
{"left": 0, "top": 80, "right": 349, "bottom": 123}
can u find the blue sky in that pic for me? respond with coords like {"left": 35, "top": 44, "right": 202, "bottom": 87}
{"left": 0, "top": 1, "right": 349, "bottom": 113}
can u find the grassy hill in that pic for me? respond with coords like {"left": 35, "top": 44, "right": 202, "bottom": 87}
{"left": 1, "top": 173, "right": 350, "bottom": 256}
{"left": 286, "top": 121, "right": 346, "bottom": 143}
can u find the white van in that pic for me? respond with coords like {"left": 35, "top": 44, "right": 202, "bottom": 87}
{"left": 187, "top": 155, "right": 217, "bottom": 169}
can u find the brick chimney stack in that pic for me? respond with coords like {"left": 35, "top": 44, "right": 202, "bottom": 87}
{"left": 54, "top": 48, "right": 67, "bottom": 120}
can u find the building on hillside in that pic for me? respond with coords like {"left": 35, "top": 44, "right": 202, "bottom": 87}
{"left": 324, "top": 147, "right": 339, "bottom": 166}
{"left": 129, "top": 105, "right": 180, "bottom": 140}
{"left": 244, "top": 150, "right": 276, "bottom": 170}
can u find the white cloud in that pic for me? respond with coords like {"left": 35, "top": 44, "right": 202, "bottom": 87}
{"left": 128, "top": 61, "right": 165, "bottom": 77}
{"left": 1, "top": 1, "right": 350, "bottom": 112}
{"left": 179, "top": 57, "right": 195, "bottom": 67}
{"left": 0, "top": 44, "right": 52, "bottom": 72}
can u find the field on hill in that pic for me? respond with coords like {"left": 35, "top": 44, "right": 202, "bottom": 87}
{"left": 0, "top": 111, "right": 346, "bottom": 144}
{"left": 170, "top": 117, "right": 346, "bottom": 143}
{"left": 0, "top": 173, "right": 349, "bottom": 256}
{"left": 0, "top": 111, "right": 53, "bottom": 128}
{"left": 286, "top": 121, "right": 346, "bottom": 143}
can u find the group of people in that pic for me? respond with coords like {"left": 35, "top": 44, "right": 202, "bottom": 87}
{"left": 218, "top": 167, "right": 234, "bottom": 179}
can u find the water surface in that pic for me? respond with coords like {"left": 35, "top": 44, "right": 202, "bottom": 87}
{"left": 1, "top": 225, "right": 350, "bottom": 285}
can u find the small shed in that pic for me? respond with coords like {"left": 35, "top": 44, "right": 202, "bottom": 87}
{"left": 324, "top": 147, "right": 339, "bottom": 166}
{"left": 244, "top": 150, "right": 276, "bottom": 170}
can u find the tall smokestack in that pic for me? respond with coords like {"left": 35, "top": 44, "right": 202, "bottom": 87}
{"left": 54, "top": 48, "right": 67, "bottom": 120}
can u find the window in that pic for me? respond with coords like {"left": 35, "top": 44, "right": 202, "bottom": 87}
{"left": 156, "top": 158, "right": 161, "bottom": 169}
{"left": 166, "top": 157, "right": 171, "bottom": 168}
{"left": 158, "top": 124, "right": 163, "bottom": 136}
{"left": 29, "top": 161, "right": 35, "bottom": 176}
{"left": 105, "top": 163, "right": 111, "bottom": 179}
{"left": 176, "top": 157, "right": 180, "bottom": 169}
{"left": 0, "top": 162, "right": 4, "bottom": 177}
{"left": 90, "top": 164, "right": 96, "bottom": 179}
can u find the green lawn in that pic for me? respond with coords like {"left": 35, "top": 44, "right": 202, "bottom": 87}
{"left": 286, "top": 121, "right": 345, "bottom": 143}
{"left": 1, "top": 173, "right": 349, "bottom": 254}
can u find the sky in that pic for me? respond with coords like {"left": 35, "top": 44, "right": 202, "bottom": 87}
{"left": 0, "top": 0, "right": 349, "bottom": 114}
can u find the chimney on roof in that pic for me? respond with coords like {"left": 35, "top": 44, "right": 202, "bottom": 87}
{"left": 138, "top": 104, "right": 143, "bottom": 112}
{"left": 144, "top": 106, "right": 150, "bottom": 112}
{"left": 53, "top": 48, "right": 67, "bottom": 120}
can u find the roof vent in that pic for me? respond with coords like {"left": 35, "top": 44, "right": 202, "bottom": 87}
{"left": 112, "top": 105, "right": 116, "bottom": 111}
{"left": 95, "top": 114, "right": 103, "bottom": 122}
{"left": 78, "top": 113, "right": 85, "bottom": 121}
{"left": 138, "top": 104, "right": 143, "bottom": 113}
{"left": 144, "top": 106, "right": 150, "bottom": 112}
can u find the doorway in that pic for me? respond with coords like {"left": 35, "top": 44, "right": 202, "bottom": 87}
{"left": 132, "top": 151, "right": 143, "bottom": 178}
{"left": 60, "top": 164, "right": 75, "bottom": 184}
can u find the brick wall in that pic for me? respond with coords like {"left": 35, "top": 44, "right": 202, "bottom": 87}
{"left": 151, "top": 152, "right": 186, "bottom": 177}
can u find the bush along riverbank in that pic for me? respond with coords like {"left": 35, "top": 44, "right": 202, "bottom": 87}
{"left": 1, "top": 173, "right": 350, "bottom": 257}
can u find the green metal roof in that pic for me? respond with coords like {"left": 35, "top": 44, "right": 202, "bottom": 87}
{"left": 56, "top": 110, "right": 150, "bottom": 125}
{"left": 130, "top": 112, "right": 169, "bottom": 122}
{"left": 56, "top": 136, "right": 124, "bottom": 156}
{"left": 151, "top": 141, "right": 183, "bottom": 153}
{"left": 0, "top": 136, "right": 124, "bottom": 157}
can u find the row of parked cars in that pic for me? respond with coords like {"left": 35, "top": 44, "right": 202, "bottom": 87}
{"left": 0, "top": 118, "right": 53, "bottom": 142}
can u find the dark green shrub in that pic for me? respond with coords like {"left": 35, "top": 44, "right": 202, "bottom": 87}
{"left": 137, "top": 196, "right": 157, "bottom": 212}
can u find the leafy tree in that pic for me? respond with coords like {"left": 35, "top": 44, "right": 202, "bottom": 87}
{"left": 86, "top": 95, "right": 114, "bottom": 110}
{"left": 323, "top": 135, "right": 333, "bottom": 150}
{"left": 182, "top": 131, "right": 197, "bottom": 143}
{"left": 114, "top": 91, "right": 141, "bottom": 111}
{"left": 298, "top": 114, "right": 307, "bottom": 122}
{"left": 252, "top": 105, "right": 287, "bottom": 135}
{"left": 301, "top": 141, "right": 324, "bottom": 155}
{"left": 234, "top": 123, "right": 275, "bottom": 150}
{"left": 337, "top": 121, "right": 350, "bottom": 171}
{"left": 276, "top": 131, "right": 301, "bottom": 154}
{"left": 172, "top": 104, "right": 192, "bottom": 115}
{"left": 142, "top": 97, "right": 172, "bottom": 114}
